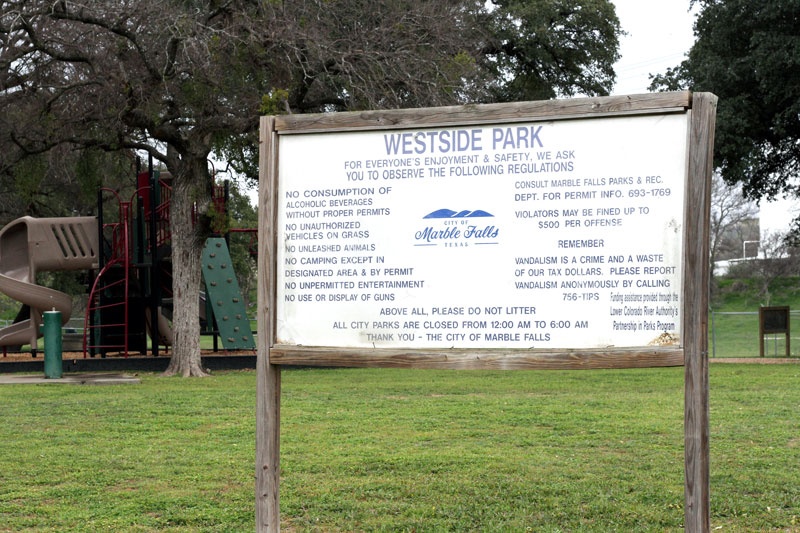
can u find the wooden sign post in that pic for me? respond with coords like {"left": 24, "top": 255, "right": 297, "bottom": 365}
{"left": 257, "top": 91, "right": 717, "bottom": 531}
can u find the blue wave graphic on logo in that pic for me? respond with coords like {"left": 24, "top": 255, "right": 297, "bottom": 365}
{"left": 424, "top": 208, "right": 494, "bottom": 219}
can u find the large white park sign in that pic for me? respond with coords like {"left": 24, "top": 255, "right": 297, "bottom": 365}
{"left": 257, "top": 92, "right": 717, "bottom": 532}
{"left": 276, "top": 113, "right": 687, "bottom": 350}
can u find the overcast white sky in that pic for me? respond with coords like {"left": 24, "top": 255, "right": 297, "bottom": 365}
{"left": 610, "top": 0, "right": 697, "bottom": 96}
{"left": 610, "top": 1, "right": 796, "bottom": 235}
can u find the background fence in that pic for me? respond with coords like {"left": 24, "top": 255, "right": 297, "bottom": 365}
{"left": 710, "top": 310, "right": 799, "bottom": 358}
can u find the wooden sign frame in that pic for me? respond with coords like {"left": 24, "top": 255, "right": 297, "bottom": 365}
{"left": 257, "top": 91, "right": 717, "bottom": 532}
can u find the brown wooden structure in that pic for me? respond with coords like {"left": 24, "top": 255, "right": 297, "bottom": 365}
{"left": 256, "top": 91, "right": 717, "bottom": 532}
{"left": 759, "top": 306, "right": 791, "bottom": 357}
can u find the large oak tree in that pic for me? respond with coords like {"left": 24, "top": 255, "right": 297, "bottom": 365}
{"left": 1, "top": 0, "right": 621, "bottom": 376}
{"left": 650, "top": 0, "right": 800, "bottom": 223}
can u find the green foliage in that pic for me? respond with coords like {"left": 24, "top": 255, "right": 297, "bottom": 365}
{"left": 205, "top": 199, "right": 229, "bottom": 235}
{"left": 226, "top": 182, "right": 258, "bottom": 230}
{"left": 0, "top": 292, "right": 21, "bottom": 320}
{"left": 651, "top": 1, "right": 800, "bottom": 207}
{"left": 451, "top": 50, "right": 475, "bottom": 70}
{"left": 714, "top": 276, "right": 800, "bottom": 311}
{"left": 11, "top": 156, "right": 47, "bottom": 205}
{"left": 35, "top": 271, "right": 89, "bottom": 300}
{"left": 0, "top": 367, "right": 798, "bottom": 530}
{"left": 0, "top": 147, "right": 131, "bottom": 225}
{"left": 212, "top": 133, "right": 259, "bottom": 187}
{"left": 259, "top": 88, "right": 290, "bottom": 115}
{"left": 482, "top": 0, "right": 622, "bottom": 101}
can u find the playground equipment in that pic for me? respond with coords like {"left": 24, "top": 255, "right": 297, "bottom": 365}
{"left": 0, "top": 161, "right": 255, "bottom": 358}
{"left": 202, "top": 238, "right": 254, "bottom": 350}
{"left": 0, "top": 216, "right": 98, "bottom": 355}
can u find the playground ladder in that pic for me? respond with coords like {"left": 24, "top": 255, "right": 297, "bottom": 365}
{"left": 84, "top": 196, "right": 131, "bottom": 357}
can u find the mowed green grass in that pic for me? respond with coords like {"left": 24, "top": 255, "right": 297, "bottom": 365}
{"left": 711, "top": 276, "right": 800, "bottom": 358}
{"left": 0, "top": 366, "right": 798, "bottom": 531}
{"left": 710, "top": 311, "right": 798, "bottom": 358}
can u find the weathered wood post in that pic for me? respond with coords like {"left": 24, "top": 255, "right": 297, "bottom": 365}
{"left": 683, "top": 92, "right": 716, "bottom": 533}
{"left": 256, "top": 116, "right": 281, "bottom": 531}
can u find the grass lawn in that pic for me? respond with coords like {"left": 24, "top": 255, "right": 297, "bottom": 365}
{"left": 0, "top": 366, "right": 798, "bottom": 531}
{"left": 711, "top": 276, "right": 800, "bottom": 358}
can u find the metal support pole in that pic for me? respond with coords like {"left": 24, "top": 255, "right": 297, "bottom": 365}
{"left": 224, "top": 180, "right": 231, "bottom": 248}
{"left": 93, "top": 188, "right": 104, "bottom": 358}
{"left": 149, "top": 158, "right": 160, "bottom": 358}
{"left": 710, "top": 310, "right": 716, "bottom": 358}
{"left": 136, "top": 198, "right": 145, "bottom": 265}
{"left": 215, "top": 180, "right": 229, "bottom": 353}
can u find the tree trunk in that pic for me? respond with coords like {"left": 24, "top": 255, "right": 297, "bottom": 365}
{"left": 163, "top": 171, "right": 207, "bottom": 377}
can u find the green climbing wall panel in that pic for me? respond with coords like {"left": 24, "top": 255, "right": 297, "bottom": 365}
{"left": 202, "top": 238, "right": 255, "bottom": 350}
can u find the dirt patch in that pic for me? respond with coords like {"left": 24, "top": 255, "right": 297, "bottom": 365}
{"left": 2, "top": 350, "right": 794, "bottom": 364}
{"left": 710, "top": 357, "right": 800, "bottom": 364}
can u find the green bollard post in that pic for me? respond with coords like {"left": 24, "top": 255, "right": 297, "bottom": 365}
{"left": 43, "top": 310, "right": 63, "bottom": 379}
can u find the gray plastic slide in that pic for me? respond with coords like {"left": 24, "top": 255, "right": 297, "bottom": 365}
{"left": 0, "top": 216, "right": 98, "bottom": 349}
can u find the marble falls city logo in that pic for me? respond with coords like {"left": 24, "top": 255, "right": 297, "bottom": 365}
{"left": 413, "top": 209, "right": 499, "bottom": 248}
